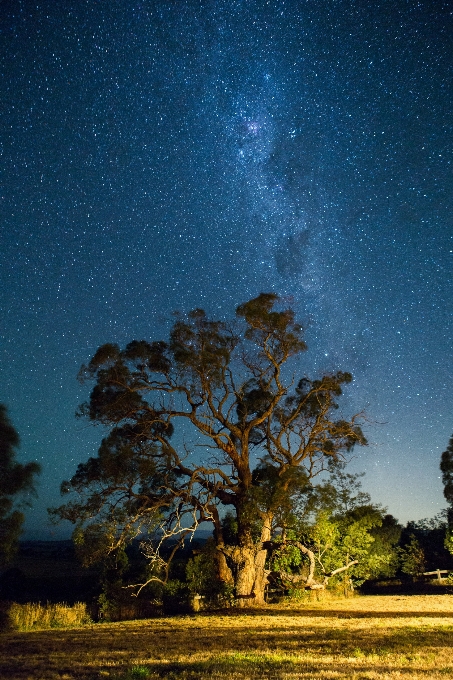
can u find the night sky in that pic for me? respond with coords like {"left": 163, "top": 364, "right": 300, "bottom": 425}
{"left": 1, "top": 0, "right": 452, "bottom": 539}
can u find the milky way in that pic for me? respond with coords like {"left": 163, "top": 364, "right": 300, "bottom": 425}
{"left": 1, "top": 0, "right": 452, "bottom": 537}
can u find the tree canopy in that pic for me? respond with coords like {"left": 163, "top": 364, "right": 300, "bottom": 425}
{"left": 51, "top": 293, "right": 367, "bottom": 605}
{"left": 0, "top": 404, "right": 41, "bottom": 564}
{"left": 440, "top": 436, "right": 453, "bottom": 554}
{"left": 440, "top": 436, "right": 453, "bottom": 509}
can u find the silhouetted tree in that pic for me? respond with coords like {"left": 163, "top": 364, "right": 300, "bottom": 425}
{"left": 398, "top": 535, "right": 426, "bottom": 579}
{"left": 51, "top": 293, "right": 366, "bottom": 606}
{"left": 441, "top": 436, "right": 453, "bottom": 509}
{"left": 400, "top": 513, "right": 452, "bottom": 569}
{"left": 0, "top": 404, "right": 41, "bottom": 565}
{"left": 440, "top": 436, "right": 453, "bottom": 554}
{"left": 370, "top": 513, "right": 402, "bottom": 575}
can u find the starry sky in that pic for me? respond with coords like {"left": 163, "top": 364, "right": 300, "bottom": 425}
{"left": 1, "top": 0, "right": 452, "bottom": 540}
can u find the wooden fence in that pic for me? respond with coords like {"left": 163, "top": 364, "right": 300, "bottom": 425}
{"left": 422, "top": 569, "right": 449, "bottom": 583}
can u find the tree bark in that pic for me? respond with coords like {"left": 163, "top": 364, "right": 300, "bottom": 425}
{"left": 251, "top": 546, "right": 269, "bottom": 605}
{"left": 233, "top": 545, "right": 259, "bottom": 605}
{"left": 225, "top": 515, "right": 272, "bottom": 607}
{"left": 215, "top": 549, "right": 234, "bottom": 586}
{"left": 211, "top": 509, "right": 234, "bottom": 587}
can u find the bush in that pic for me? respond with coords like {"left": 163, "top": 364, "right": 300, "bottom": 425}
{"left": 399, "top": 535, "right": 426, "bottom": 579}
{"left": 186, "top": 540, "right": 234, "bottom": 609}
{"left": 6, "top": 601, "right": 91, "bottom": 631}
{"left": 162, "top": 579, "right": 191, "bottom": 614}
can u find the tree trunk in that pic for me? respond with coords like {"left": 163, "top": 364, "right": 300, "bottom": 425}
{"left": 215, "top": 549, "right": 234, "bottom": 586}
{"left": 211, "top": 506, "right": 234, "bottom": 588}
{"left": 234, "top": 545, "right": 259, "bottom": 605}
{"left": 251, "top": 546, "right": 269, "bottom": 605}
{"left": 227, "top": 516, "right": 272, "bottom": 607}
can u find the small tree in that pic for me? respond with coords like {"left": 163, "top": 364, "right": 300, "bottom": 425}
{"left": 399, "top": 513, "right": 451, "bottom": 572}
{"left": 269, "top": 464, "right": 400, "bottom": 592}
{"left": 0, "top": 404, "right": 41, "bottom": 565}
{"left": 440, "top": 436, "right": 453, "bottom": 507}
{"left": 51, "top": 293, "right": 366, "bottom": 605}
{"left": 186, "top": 538, "right": 234, "bottom": 608}
{"left": 369, "top": 513, "right": 402, "bottom": 578}
{"left": 441, "top": 436, "right": 453, "bottom": 554}
{"left": 398, "top": 535, "right": 426, "bottom": 579}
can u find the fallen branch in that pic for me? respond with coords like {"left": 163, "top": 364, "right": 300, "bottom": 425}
{"left": 276, "top": 539, "right": 359, "bottom": 590}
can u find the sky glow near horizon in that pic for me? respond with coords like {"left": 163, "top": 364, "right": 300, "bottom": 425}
{"left": 1, "top": 0, "right": 452, "bottom": 539}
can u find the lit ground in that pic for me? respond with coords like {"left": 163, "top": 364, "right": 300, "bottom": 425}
{"left": 1, "top": 594, "right": 453, "bottom": 679}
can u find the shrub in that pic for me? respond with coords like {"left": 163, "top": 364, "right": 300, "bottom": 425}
{"left": 399, "top": 535, "right": 426, "bottom": 578}
{"left": 162, "top": 579, "right": 191, "bottom": 614}
{"left": 186, "top": 539, "right": 235, "bottom": 609}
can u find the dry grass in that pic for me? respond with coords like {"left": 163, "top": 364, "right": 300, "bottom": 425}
{"left": 7, "top": 601, "right": 92, "bottom": 631}
{"left": 1, "top": 594, "right": 453, "bottom": 679}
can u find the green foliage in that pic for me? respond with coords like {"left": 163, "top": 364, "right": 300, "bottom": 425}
{"left": 443, "top": 571, "right": 453, "bottom": 585}
{"left": 161, "top": 578, "right": 191, "bottom": 613}
{"left": 97, "top": 586, "right": 127, "bottom": 622}
{"left": 97, "top": 571, "right": 132, "bottom": 622}
{"left": 368, "top": 514, "right": 402, "bottom": 579}
{"left": 170, "top": 308, "right": 237, "bottom": 388}
{"left": 113, "top": 666, "right": 151, "bottom": 680}
{"left": 309, "top": 507, "right": 383, "bottom": 587}
{"left": 186, "top": 539, "right": 235, "bottom": 607}
{"left": 221, "top": 512, "right": 238, "bottom": 546}
{"left": 186, "top": 546, "right": 218, "bottom": 596}
{"left": 312, "top": 467, "right": 399, "bottom": 581}
{"left": 93, "top": 542, "right": 134, "bottom": 622}
{"left": 271, "top": 532, "right": 312, "bottom": 597}
{"left": 0, "top": 404, "right": 41, "bottom": 565}
{"left": 272, "top": 464, "right": 400, "bottom": 591}
{"left": 163, "top": 578, "right": 187, "bottom": 596}
{"left": 49, "top": 427, "right": 168, "bottom": 568}
{"left": 445, "top": 532, "right": 453, "bottom": 556}
{"left": 128, "top": 667, "right": 151, "bottom": 679}
{"left": 252, "top": 459, "right": 310, "bottom": 521}
{"left": 398, "top": 534, "right": 426, "bottom": 577}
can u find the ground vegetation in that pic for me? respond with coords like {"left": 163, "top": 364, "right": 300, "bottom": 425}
{"left": 1, "top": 595, "right": 452, "bottom": 679}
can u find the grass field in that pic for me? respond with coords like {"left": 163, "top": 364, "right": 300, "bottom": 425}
{"left": 1, "top": 594, "right": 453, "bottom": 679}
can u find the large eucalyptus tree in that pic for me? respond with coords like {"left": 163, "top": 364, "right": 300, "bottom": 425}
{"left": 52, "top": 293, "right": 366, "bottom": 605}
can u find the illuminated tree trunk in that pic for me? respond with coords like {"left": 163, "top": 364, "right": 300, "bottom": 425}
{"left": 215, "top": 550, "right": 234, "bottom": 586}
{"left": 212, "top": 509, "right": 234, "bottom": 587}
{"left": 227, "top": 514, "right": 272, "bottom": 607}
{"left": 234, "top": 546, "right": 259, "bottom": 605}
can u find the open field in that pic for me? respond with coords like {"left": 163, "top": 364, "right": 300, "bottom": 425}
{"left": 1, "top": 595, "right": 453, "bottom": 679}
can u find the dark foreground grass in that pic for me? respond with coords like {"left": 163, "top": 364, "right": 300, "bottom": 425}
{"left": 1, "top": 595, "right": 453, "bottom": 679}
